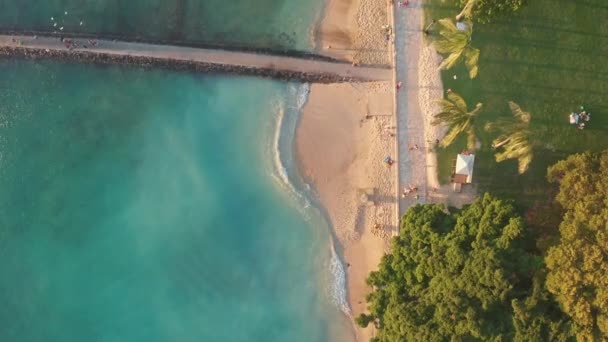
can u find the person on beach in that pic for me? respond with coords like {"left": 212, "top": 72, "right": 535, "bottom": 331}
{"left": 396, "top": 81, "right": 402, "bottom": 90}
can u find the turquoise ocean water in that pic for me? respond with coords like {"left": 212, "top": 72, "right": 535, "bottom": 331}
{"left": 0, "top": 61, "right": 352, "bottom": 341}
{"left": 0, "top": 0, "right": 323, "bottom": 50}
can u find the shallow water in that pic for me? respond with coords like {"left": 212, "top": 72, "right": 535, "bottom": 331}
{"left": 425, "top": 0, "right": 608, "bottom": 203}
{"left": 0, "top": 0, "right": 323, "bottom": 51}
{"left": 0, "top": 60, "right": 350, "bottom": 341}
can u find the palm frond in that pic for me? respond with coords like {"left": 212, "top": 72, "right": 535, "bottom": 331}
{"left": 469, "top": 102, "right": 483, "bottom": 117}
{"left": 433, "top": 91, "right": 482, "bottom": 149}
{"left": 441, "top": 124, "right": 466, "bottom": 147}
{"left": 434, "top": 33, "right": 468, "bottom": 55}
{"left": 517, "top": 152, "right": 533, "bottom": 174}
{"left": 457, "top": 0, "right": 478, "bottom": 20}
{"left": 494, "top": 131, "right": 533, "bottom": 174}
{"left": 466, "top": 127, "right": 477, "bottom": 150}
{"left": 508, "top": 101, "right": 531, "bottom": 124}
{"left": 447, "top": 92, "right": 468, "bottom": 113}
{"left": 437, "top": 18, "right": 459, "bottom": 33}
{"left": 433, "top": 18, "right": 478, "bottom": 77}
{"left": 439, "top": 51, "right": 464, "bottom": 71}
{"left": 464, "top": 47, "right": 480, "bottom": 79}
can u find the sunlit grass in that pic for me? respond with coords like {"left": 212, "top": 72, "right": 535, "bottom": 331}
{"left": 425, "top": 0, "right": 608, "bottom": 206}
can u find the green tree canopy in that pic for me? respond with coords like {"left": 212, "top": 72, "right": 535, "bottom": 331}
{"left": 357, "top": 194, "right": 573, "bottom": 341}
{"left": 455, "top": 0, "right": 526, "bottom": 24}
{"left": 433, "top": 90, "right": 482, "bottom": 149}
{"left": 545, "top": 150, "right": 608, "bottom": 340}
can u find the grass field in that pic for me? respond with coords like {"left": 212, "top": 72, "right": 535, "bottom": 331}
{"left": 424, "top": 0, "right": 608, "bottom": 206}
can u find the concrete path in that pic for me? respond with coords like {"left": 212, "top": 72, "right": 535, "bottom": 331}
{"left": 0, "top": 34, "right": 392, "bottom": 82}
{"left": 393, "top": 1, "right": 428, "bottom": 217}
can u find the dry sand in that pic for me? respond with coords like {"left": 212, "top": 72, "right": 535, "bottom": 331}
{"left": 304, "top": 0, "right": 396, "bottom": 341}
{"left": 298, "top": 0, "right": 476, "bottom": 341}
{"left": 315, "top": 0, "right": 391, "bottom": 66}
{"left": 295, "top": 82, "right": 396, "bottom": 341}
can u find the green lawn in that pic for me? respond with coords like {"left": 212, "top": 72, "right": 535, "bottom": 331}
{"left": 424, "top": 0, "right": 608, "bottom": 206}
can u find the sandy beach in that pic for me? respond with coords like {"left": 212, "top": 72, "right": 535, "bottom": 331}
{"left": 315, "top": 0, "right": 391, "bottom": 66}
{"left": 299, "top": 0, "right": 475, "bottom": 340}
{"left": 296, "top": 82, "right": 395, "bottom": 341}
{"left": 302, "top": 0, "right": 398, "bottom": 341}
{"left": 305, "top": 0, "right": 398, "bottom": 339}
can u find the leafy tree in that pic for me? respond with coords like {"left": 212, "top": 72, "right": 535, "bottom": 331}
{"left": 433, "top": 18, "right": 480, "bottom": 79}
{"left": 432, "top": 90, "right": 482, "bottom": 149}
{"left": 485, "top": 101, "right": 533, "bottom": 174}
{"left": 455, "top": 0, "right": 526, "bottom": 24}
{"left": 357, "top": 194, "right": 573, "bottom": 341}
{"left": 545, "top": 150, "right": 608, "bottom": 340}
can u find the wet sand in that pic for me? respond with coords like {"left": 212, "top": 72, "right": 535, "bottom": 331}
{"left": 295, "top": 82, "right": 396, "bottom": 341}
{"left": 301, "top": 0, "right": 476, "bottom": 340}
{"left": 307, "top": 0, "right": 395, "bottom": 341}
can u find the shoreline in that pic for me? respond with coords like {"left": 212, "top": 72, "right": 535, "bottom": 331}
{"left": 297, "top": 0, "right": 473, "bottom": 340}
{"left": 295, "top": 82, "right": 395, "bottom": 342}
{"left": 304, "top": 0, "right": 397, "bottom": 341}
{"left": 271, "top": 82, "right": 357, "bottom": 342}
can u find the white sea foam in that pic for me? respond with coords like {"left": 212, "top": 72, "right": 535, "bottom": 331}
{"left": 329, "top": 245, "right": 351, "bottom": 316}
{"left": 270, "top": 83, "right": 350, "bottom": 316}
{"left": 270, "top": 83, "right": 311, "bottom": 213}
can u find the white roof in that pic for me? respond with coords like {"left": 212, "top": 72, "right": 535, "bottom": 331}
{"left": 455, "top": 153, "right": 475, "bottom": 183}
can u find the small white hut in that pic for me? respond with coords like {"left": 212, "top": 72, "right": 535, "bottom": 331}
{"left": 452, "top": 153, "right": 475, "bottom": 192}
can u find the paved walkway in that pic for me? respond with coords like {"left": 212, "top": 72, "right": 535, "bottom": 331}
{"left": 393, "top": 1, "right": 428, "bottom": 217}
{"left": 0, "top": 34, "right": 392, "bottom": 82}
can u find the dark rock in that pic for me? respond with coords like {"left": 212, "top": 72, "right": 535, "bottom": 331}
{"left": 0, "top": 46, "right": 358, "bottom": 83}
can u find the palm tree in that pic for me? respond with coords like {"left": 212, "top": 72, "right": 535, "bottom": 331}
{"left": 433, "top": 18, "right": 480, "bottom": 79}
{"left": 485, "top": 101, "right": 533, "bottom": 174}
{"left": 432, "top": 91, "right": 483, "bottom": 150}
{"left": 455, "top": 0, "right": 478, "bottom": 21}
